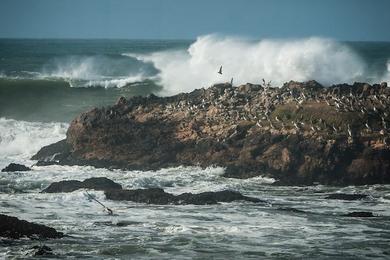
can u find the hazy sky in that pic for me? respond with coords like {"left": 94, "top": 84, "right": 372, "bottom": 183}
{"left": 0, "top": 0, "right": 389, "bottom": 40}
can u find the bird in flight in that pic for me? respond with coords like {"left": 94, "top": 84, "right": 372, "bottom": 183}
{"left": 218, "top": 66, "right": 223, "bottom": 75}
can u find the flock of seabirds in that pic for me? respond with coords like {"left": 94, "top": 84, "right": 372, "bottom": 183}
{"left": 132, "top": 65, "right": 390, "bottom": 147}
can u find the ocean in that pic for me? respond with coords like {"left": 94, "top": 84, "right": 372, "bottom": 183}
{"left": 1, "top": 37, "right": 390, "bottom": 259}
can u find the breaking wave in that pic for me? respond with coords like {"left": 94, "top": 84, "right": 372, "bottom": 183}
{"left": 0, "top": 54, "right": 157, "bottom": 88}
{"left": 126, "top": 35, "right": 389, "bottom": 95}
{"left": 40, "top": 55, "right": 156, "bottom": 88}
{"left": 0, "top": 118, "right": 68, "bottom": 159}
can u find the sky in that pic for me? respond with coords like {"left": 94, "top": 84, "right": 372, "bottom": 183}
{"left": 0, "top": 0, "right": 389, "bottom": 41}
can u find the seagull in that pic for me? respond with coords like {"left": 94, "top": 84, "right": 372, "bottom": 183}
{"left": 218, "top": 66, "right": 223, "bottom": 75}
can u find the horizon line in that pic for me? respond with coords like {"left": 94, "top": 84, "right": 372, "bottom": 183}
{"left": 1, "top": 36, "right": 390, "bottom": 43}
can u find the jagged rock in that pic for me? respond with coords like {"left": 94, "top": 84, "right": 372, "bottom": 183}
{"left": 104, "top": 188, "right": 264, "bottom": 205}
{"left": 342, "top": 211, "right": 375, "bottom": 217}
{"left": 32, "top": 81, "right": 390, "bottom": 185}
{"left": 42, "top": 177, "right": 122, "bottom": 193}
{"left": 0, "top": 214, "right": 63, "bottom": 239}
{"left": 325, "top": 193, "right": 368, "bottom": 200}
{"left": 1, "top": 163, "right": 31, "bottom": 172}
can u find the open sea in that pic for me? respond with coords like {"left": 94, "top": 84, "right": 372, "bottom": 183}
{"left": 1, "top": 37, "right": 390, "bottom": 259}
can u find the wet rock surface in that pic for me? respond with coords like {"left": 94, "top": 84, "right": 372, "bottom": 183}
{"left": 105, "top": 188, "right": 264, "bottom": 205}
{"left": 1, "top": 163, "right": 31, "bottom": 172}
{"left": 42, "top": 177, "right": 122, "bottom": 193}
{"left": 0, "top": 214, "right": 63, "bottom": 239}
{"left": 33, "top": 81, "right": 390, "bottom": 185}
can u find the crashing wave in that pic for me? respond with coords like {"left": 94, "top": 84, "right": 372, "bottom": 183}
{"left": 125, "top": 35, "right": 390, "bottom": 96}
{"left": 0, "top": 118, "right": 68, "bottom": 158}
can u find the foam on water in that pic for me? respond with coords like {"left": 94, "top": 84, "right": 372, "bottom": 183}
{"left": 127, "top": 35, "right": 390, "bottom": 95}
{"left": 0, "top": 118, "right": 68, "bottom": 166}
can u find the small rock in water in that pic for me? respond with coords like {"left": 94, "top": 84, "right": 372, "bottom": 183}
{"left": 30, "top": 245, "right": 53, "bottom": 256}
{"left": 1, "top": 163, "right": 31, "bottom": 172}
{"left": 325, "top": 193, "right": 368, "bottom": 200}
{"left": 42, "top": 177, "right": 122, "bottom": 193}
{"left": 342, "top": 211, "right": 375, "bottom": 217}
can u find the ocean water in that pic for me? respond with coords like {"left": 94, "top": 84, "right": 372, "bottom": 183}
{"left": 1, "top": 37, "right": 390, "bottom": 259}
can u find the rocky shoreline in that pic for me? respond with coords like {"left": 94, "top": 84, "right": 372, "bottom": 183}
{"left": 32, "top": 81, "right": 390, "bottom": 185}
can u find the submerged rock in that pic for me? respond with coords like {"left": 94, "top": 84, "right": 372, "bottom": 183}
{"left": 32, "top": 81, "right": 390, "bottom": 185}
{"left": 342, "top": 211, "right": 375, "bottom": 217}
{"left": 325, "top": 193, "right": 368, "bottom": 200}
{"left": 1, "top": 163, "right": 31, "bottom": 172}
{"left": 42, "top": 177, "right": 122, "bottom": 193}
{"left": 0, "top": 214, "right": 63, "bottom": 239}
{"left": 104, "top": 188, "right": 264, "bottom": 205}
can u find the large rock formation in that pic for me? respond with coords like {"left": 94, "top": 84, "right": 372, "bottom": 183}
{"left": 0, "top": 214, "right": 63, "bottom": 239}
{"left": 32, "top": 81, "right": 390, "bottom": 185}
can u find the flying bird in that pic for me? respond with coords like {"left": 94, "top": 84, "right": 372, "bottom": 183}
{"left": 218, "top": 66, "right": 223, "bottom": 75}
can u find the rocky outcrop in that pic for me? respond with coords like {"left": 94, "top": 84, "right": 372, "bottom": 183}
{"left": 0, "top": 214, "right": 63, "bottom": 239}
{"left": 32, "top": 81, "right": 390, "bottom": 185}
{"left": 1, "top": 163, "right": 31, "bottom": 172}
{"left": 41, "top": 177, "right": 122, "bottom": 193}
{"left": 104, "top": 188, "right": 264, "bottom": 205}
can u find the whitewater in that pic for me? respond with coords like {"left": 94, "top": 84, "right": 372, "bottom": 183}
{"left": 1, "top": 37, "right": 390, "bottom": 258}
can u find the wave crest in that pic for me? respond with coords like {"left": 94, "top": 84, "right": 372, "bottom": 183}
{"left": 127, "top": 35, "right": 375, "bottom": 95}
{"left": 40, "top": 55, "right": 154, "bottom": 88}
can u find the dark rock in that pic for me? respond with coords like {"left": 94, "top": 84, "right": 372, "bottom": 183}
{"left": 325, "top": 193, "right": 368, "bottom": 200}
{"left": 42, "top": 177, "right": 122, "bottom": 193}
{"left": 342, "top": 211, "right": 375, "bottom": 217}
{"left": 0, "top": 214, "right": 63, "bottom": 239}
{"left": 1, "top": 163, "right": 31, "bottom": 172}
{"left": 31, "top": 139, "right": 71, "bottom": 163}
{"left": 105, "top": 188, "right": 175, "bottom": 204}
{"left": 104, "top": 188, "right": 264, "bottom": 205}
{"left": 176, "top": 190, "right": 263, "bottom": 204}
{"left": 30, "top": 245, "right": 53, "bottom": 256}
{"left": 42, "top": 180, "right": 83, "bottom": 193}
{"left": 82, "top": 177, "right": 122, "bottom": 191}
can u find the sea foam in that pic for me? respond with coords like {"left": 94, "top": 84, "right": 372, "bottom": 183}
{"left": 126, "top": 35, "right": 379, "bottom": 95}
{"left": 0, "top": 118, "right": 67, "bottom": 159}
